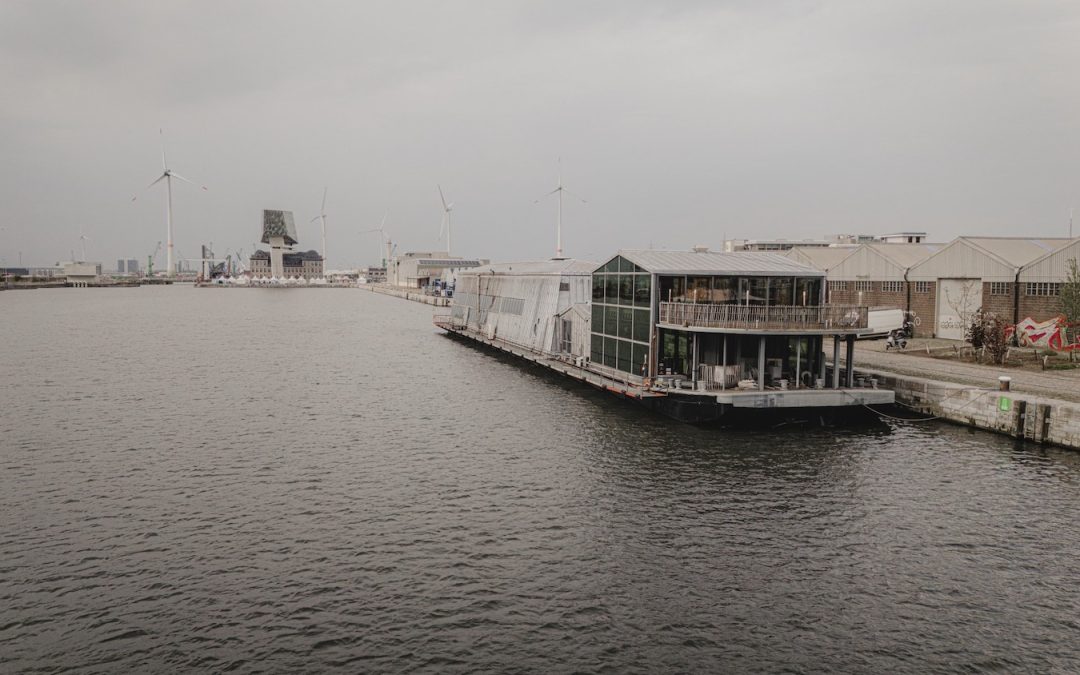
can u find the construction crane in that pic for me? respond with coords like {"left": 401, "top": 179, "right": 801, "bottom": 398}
{"left": 147, "top": 241, "right": 162, "bottom": 276}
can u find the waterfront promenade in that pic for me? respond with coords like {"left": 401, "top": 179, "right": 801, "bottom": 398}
{"left": 846, "top": 339, "right": 1080, "bottom": 404}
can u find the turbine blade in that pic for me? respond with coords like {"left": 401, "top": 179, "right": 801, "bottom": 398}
{"left": 311, "top": 215, "right": 321, "bottom": 223}
{"left": 160, "top": 128, "right": 168, "bottom": 170}
{"left": 321, "top": 186, "right": 327, "bottom": 213}
{"left": 133, "top": 173, "right": 168, "bottom": 199}
{"left": 438, "top": 184, "right": 448, "bottom": 210}
{"left": 562, "top": 187, "right": 587, "bottom": 204}
{"left": 170, "top": 172, "right": 208, "bottom": 190}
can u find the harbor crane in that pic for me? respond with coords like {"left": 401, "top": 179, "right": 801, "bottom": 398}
{"left": 147, "top": 241, "right": 162, "bottom": 276}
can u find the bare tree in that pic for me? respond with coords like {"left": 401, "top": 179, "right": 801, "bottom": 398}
{"left": 1062, "top": 258, "right": 1080, "bottom": 325}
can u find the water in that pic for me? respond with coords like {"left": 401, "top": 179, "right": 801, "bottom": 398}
{"left": 3, "top": 287, "right": 1080, "bottom": 673}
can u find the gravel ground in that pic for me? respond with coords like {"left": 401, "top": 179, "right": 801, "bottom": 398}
{"left": 843, "top": 337, "right": 1080, "bottom": 403}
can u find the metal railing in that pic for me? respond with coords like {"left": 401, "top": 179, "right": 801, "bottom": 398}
{"left": 659, "top": 302, "right": 868, "bottom": 331}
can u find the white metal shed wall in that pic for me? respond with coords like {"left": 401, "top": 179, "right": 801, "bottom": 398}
{"left": 1019, "top": 239, "right": 1080, "bottom": 282}
{"left": 829, "top": 246, "right": 907, "bottom": 281}
{"left": 452, "top": 271, "right": 591, "bottom": 356}
{"left": 908, "top": 239, "right": 1016, "bottom": 282}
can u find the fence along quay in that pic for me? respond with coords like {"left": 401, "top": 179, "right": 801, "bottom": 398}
{"left": 433, "top": 250, "right": 894, "bottom": 424}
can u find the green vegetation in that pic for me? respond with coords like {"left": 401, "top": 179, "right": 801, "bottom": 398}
{"left": 967, "top": 309, "right": 1009, "bottom": 365}
{"left": 1062, "top": 258, "right": 1080, "bottom": 324}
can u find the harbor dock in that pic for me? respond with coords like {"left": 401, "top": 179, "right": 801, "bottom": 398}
{"left": 363, "top": 283, "right": 450, "bottom": 306}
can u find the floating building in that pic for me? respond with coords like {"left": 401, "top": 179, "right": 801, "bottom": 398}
{"left": 438, "top": 248, "right": 893, "bottom": 424}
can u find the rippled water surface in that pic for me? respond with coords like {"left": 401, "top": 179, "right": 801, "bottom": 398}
{"left": 3, "top": 287, "right": 1080, "bottom": 673}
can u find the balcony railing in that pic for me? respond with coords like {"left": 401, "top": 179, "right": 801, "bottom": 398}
{"left": 659, "top": 302, "right": 868, "bottom": 332}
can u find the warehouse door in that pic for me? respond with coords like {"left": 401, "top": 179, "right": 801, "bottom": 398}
{"left": 937, "top": 278, "right": 981, "bottom": 340}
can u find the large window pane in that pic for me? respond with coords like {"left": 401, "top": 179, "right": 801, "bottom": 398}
{"left": 616, "top": 339, "right": 632, "bottom": 372}
{"left": 592, "top": 274, "right": 604, "bottom": 302}
{"left": 604, "top": 258, "right": 619, "bottom": 273}
{"left": 659, "top": 275, "right": 686, "bottom": 303}
{"left": 744, "top": 277, "right": 767, "bottom": 305}
{"left": 633, "top": 309, "right": 650, "bottom": 342}
{"left": 605, "top": 275, "right": 619, "bottom": 304}
{"left": 591, "top": 334, "right": 603, "bottom": 363}
{"left": 619, "top": 307, "right": 633, "bottom": 339}
{"left": 634, "top": 274, "right": 650, "bottom": 307}
{"left": 632, "top": 343, "right": 648, "bottom": 376}
{"left": 591, "top": 304, "right": 604, "bottom": 333}
{"left": 619, "top": 274, "right": 633, "bottom": 305}
{"left": 604, "top": 306, "right": 619, "bottom": 337}
{"left": 769, "top": 277, "right": 794, "bottom": 306}
{"left": 688, "top": 276, "right": 711, "bottom": 302}
{"left": 712, "top": 277, "right": 735, "bottom": 303}
{"left": 603, "top": 337, "right": 617, "bottom": 367}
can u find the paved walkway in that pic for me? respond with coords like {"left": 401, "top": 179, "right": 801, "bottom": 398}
{"left": 843, "top": 338, "right": 1080, "bottom": 403}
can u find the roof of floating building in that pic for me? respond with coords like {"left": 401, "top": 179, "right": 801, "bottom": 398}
{"left": 261, "top": 209, "right": 298, "bottom": 246}
{"left": 607, "top": 249, "right": 824, "bottom": 277}
{"left": 463, "top": 259, "right": 599, "bottom": 276}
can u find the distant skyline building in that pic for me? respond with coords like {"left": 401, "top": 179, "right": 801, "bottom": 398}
{"left": 725, "top": 232, "right": 928, "bottom": 252}
{"left": 248, "top": 209, "right": 324, "bottom": 279}
{"left": 261, "top": 209, "right": 299, "bottom": 279}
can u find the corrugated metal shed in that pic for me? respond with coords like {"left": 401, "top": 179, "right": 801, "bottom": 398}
{"left": 1018, "top": 238, "right": 1080, "bottom": 282}
{"left": 783, "top": 246, "right": 857, "bottom": 272}
{"left": 453, "top": 259, "right": 595, "bottom": 356}
{"left": 830, "top": 243, "right": 943, "bottom": 281}
{"left": 618, "top": 249, "right": 823, "bottom": 277}
{"left": 909, "top": 237, "right": 1072, "bottom": 282}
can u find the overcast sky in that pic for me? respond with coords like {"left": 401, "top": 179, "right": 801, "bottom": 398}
{"left": 2, "top": 0, "right": 1078, "bottom": 269}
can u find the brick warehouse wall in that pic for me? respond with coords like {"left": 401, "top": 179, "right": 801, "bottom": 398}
{"left": 1018, "top": 290, "right": 1065, "bottom": 322}
{"left": 908, "top": 282, "right": 937, "bottom": 337}
{"left": 981, "top": 282, "right": 1014, "bottom": 320}
{"left": 827, "top": 281, "right": 937, "bottom": 337}
{"left": 827, "top": 282, "right": 907, "bottom": 309}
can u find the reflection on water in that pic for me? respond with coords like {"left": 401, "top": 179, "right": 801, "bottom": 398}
{"left": 2, "top": 287, "right": 1080, "bottom": 672}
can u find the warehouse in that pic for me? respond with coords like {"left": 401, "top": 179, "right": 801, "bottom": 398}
{"left": 906, "top": 237, "right": 1072, "bottom": 339}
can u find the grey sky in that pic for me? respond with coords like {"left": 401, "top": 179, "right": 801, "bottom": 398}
{"left": 1, "top": 0, "right": 1078, "bottom": 269}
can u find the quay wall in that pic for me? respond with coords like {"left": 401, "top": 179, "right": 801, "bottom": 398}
{"left": 856, "top": 367, "right": 1080, "bottom": 451}
{"left": 363, "top": 284, "right": 450, "bottom": 306}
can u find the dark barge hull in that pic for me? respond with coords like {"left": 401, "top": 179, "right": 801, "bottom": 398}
{"left": 437, "top": 327, "right": 893, "bottom": 427}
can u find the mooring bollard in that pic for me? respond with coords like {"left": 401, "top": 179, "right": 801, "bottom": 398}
{"left": 999, "top": 375, "right": 1011, "bottom": 392}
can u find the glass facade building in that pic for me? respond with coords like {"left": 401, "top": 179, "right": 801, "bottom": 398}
{"left": 590, "top": 256, "right": 652, "bottom": 374}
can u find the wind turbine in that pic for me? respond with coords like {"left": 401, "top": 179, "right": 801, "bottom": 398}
{"left": 310, "top": 187, "right": 328, "bottom": 265}
{"left": 362, "top": 212, "right": 392, "bottom": 267}
{"left": 132, "top": 129, "right": 207, "bottom": 277}
{"left": 78, "top": 226, "right": 90, "bottom": 262}
{"left": 534, "top": 158, "right": 586, "bottom": 259}
{"left": 437, "top": 185, "right": 453, "bottom": 255}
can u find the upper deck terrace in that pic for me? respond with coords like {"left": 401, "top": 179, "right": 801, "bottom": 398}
{"left": 659, "top": 301, "right": 868, "bottom": 334}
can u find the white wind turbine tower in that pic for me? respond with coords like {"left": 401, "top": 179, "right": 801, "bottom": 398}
{"left": 437, "top": 185, "right": 453, "bottom": 255}
{"left": 535, "top": 158, "right": 586, "bottom": 259}
{"left": 132, "top": 129, "right": 207, "bottom": 277}
{"left": 78, "top": 226, "right": 90, "bottom": 262}
{"left": 310, "top": 187, "right": 328, "bottom": 269}
{"left": 362, "top": 211, "right": 392, "bottom": 267}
